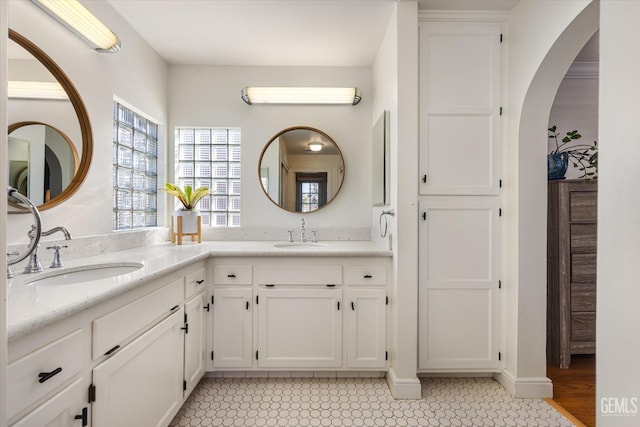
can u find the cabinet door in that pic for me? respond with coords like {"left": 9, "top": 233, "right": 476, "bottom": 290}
{"left": 184, "top": 291, "right": 207, "bottom": 396}
{"left": 258, "top": 289, "right": 342, "bottom": 368}
{"left": 419, "top": 22, "right": 501, "bottom": 195}
{"left": 11, "top": 378, "right": 86, "bottom": 427}
{"left": 418, "top": 199, "right": 500, "bottom": 370}
{"left": 346, "top": 289, "right": 386, "bottom": 369}
{"left": 92, "top": 309, "right": 184, "bottom": 427}
{"left": 212, "top": 288, "right": 253, "bottom": 368}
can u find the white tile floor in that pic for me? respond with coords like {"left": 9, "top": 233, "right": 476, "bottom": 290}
{"left": 170, "top": 377, "right": 574, "bottom": 427}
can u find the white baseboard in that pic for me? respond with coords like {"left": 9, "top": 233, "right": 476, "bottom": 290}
{"left": 386, "top": 368, "right": 422, "bottom": 399}
{"left": 494, "top": 370, "right": 553, "bottom": 398}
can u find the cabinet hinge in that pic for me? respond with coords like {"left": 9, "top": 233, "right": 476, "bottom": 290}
{"left": 386, "top": 296, "right": 389, "bottom": 305}
{"left": 385, "top": 351, "right": 388, "bottom": 361}
{"left": 499, "top": 179, "right": 502, "bottom": 188}
{"left": 500, "top": 33, "right": 503, "bottom": 43}
{"left": 337, "top": 301, "right": 341, "bottom": 311}
{"left": 499, "top": 280, "right": 502, "bottom": 289}
{"left": 184, "top": 313, "right": 188, "bottom": 323}
{"left": 498, "top": 352, "right": 502, "bottom": 361}
{"left": 256, "top": 295, "right": 259, "bottom": 305}
{"left": 499, "top": 106, "right": 503, "bottom": 116}
{"left": 211, "top": 351, "right": 214, "bottom": 360}
{"left": 256, "top": 350, "right": 259, "bottom": 360}
{"left": 183, "top": 380, "right": 187, "bottom": 391}
{"left": 211, "top": 295, "right": 214, "bottom": 305}
{"left": 499, "top": 208, "right": 502, "bottom": 217}
{"left": 88, "top": 384, "right": 96, "bottom": 403}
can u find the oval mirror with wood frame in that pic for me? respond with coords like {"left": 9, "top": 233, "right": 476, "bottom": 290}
{"left": 8, "top": 29, "right": 92, "bottom": 212}
{"left": 258, "top": 126, "right": 345, "bottom": 213}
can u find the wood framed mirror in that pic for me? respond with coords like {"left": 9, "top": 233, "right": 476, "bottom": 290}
{"left": 8, "top": 29, "right": 92, "bottom": 212}
{"left": 258, "top": 126, "right": 345, "bottom": 213}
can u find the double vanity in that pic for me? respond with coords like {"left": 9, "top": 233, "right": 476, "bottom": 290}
{"left": 6, "top": 241, "right": 391, "bottom": 427}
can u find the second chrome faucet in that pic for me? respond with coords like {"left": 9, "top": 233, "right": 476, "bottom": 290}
{"left": 24, "top": 226, "right": 72, "bottom": 273}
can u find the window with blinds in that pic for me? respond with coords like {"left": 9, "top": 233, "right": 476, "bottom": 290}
{"left": 175, "top": 127, "right": 241, "bottom": 227}
{"left": 112, "top": 102, "right": 158, "bottom": 230}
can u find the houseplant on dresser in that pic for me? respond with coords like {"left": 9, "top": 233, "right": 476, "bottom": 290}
{"left": 547, "top": 125, "right": 598, "bottom": 180}
{"left": 164, "top": 183, "right": 211, "bottom": 244}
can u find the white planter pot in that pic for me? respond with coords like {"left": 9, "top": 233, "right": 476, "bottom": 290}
{"left": 174, "top": 209, "right": 199, "bottom": 234}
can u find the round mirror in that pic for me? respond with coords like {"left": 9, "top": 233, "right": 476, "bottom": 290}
{"left": 8, "top": 122, "right": 79, "bottom": 206}
{"left": 8, "top": 29, "right": 92, "bottom": 212}
{"left": 258, "top": 126, "right": 345, "bottom": 213}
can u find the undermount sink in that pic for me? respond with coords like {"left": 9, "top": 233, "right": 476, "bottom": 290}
{"left": 273, "top": 242, "right": 328, "bottom": 248}
{"left": 26, "top": 262, "right": 144, "bottom": 286}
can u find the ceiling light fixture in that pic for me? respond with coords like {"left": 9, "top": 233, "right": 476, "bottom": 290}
{"left": 8, "top": 81, "right": 69, "bottom": 100}
{"left": 241, "top": 87, "right": 362, "bottom": 105}
{"left": 30, "top": 0, "right": 121, "bottom": 53}
{"left": 308, "top": 142, "right": 324, "bottom": 152}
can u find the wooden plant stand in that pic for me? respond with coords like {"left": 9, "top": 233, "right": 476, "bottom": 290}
{"left": 170, "top": 215, "right": 202, "bottom": 245}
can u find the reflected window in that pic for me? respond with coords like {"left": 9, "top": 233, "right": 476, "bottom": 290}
{"left": 296, "top": 172, "right": 327, "bottom": 212}
{"left": 175, "top": 127, "right": 241, "bottom": 227}
{"left": 112, "top": 101, "right": 158, "bottom": 230}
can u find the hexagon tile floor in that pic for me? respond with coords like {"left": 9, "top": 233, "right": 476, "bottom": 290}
{"left": 169, "top": 377, "right": 574, "bottom": 426}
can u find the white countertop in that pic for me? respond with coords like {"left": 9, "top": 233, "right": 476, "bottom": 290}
{"left": 7, "top": 241, "right": 391, "bottom": 341}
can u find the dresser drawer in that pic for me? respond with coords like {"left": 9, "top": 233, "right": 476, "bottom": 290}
{"left": 344, "top": 266, "right": 387, "bottom": 285}
{"left": 570, "top": 191, "right": 597, "bottom": 222}
{"left": 7, "top": 329, "right": 83, "bottom": 421}
{"left": 570, "top": 224, "right": 596, "bottom": 254}
{"left": 571, "top": 282, "right": 596, "bottom": 312}
{"left": 93, "top": 278, "right": 183, "bottom": 358}
{"left": 257, "top": 265, "right": 342, "bottom": 286}
{"left": 213, "top": 266, "right": 252, "bottom": 285}
{"left": 571, "top": 254, "right": 596, "bottom": 283}
{"left": 571, "top": 312, "right": 596, "bottom": 342}
{"left": 185, "top": 267, "right": 207, "bottom": 299}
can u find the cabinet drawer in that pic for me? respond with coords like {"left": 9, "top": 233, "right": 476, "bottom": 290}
{"left": 571, "top": 312, "right": 596, "bottom": 342}
{"left": 571, "top": 254, "right": 596, "bottom": 283}
{"left": 258, "top": 265, "right": 342, "bottom": 286}
{"left": 570, "top": 224, "right": 597, "bottom": 254}
{"left": 571, "top": 282, "right": 596, "bottom": 312}
{"left": 185, "top": 267, "right": 207, "bottom": 299}
{"left": 213, "top": 266, "right": 252, "bottom": 285}
{"left": 11, "top": 378, "right": 84, "bottom": 427}
{"left": 344, "top": 266, "right": 387, "bottom": 285}
{"left": 7, "top": 329, "right": 83, "bottom": 421}
{"left": 93, "top": 278, "right": 183, "bottom": 358}
{"left": 570, "top": 191, "right": 597, "bottom": 222}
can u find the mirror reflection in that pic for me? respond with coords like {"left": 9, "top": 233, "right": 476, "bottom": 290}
{"left": 8, "top": 29, "right": 92, "bottom": 212}
{"left": 259, "top": 127, "right": 345, "bottom": 213}
{"left": 8, "top": 122, "right": 79, "bottom": 205}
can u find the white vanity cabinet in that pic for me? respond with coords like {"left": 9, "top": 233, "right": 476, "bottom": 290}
{"left": 257, "top": 288, "right": 343, "bottom": 368}
{"left": 11, "top": 379, "right": 86, "bottom": 427}
{"left": 92, "top": 308, "right": 185, "bottom": 427}
{"left": 183, "top": 268, "right": 207, "bottom": 397}
{"left": 212, "top": 288, "right": 253, "bottom": 368}
{"left": 345, "top": 289, "right": 387, "bottom": 369}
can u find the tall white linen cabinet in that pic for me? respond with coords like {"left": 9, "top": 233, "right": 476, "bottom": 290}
{"left": 417, "top": 16, "right": 504, "bottom": 373}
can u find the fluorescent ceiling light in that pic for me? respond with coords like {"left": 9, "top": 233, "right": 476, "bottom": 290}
{"left": 30, "top": 0, "right": 121, "bottom": 53}
{"left": 8, "top": 81, "right": 69, "bottom": 100}
{"left": 241, "top": 87, "right": 362, "bottom": 105}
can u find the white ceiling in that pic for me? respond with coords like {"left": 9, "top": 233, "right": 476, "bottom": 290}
{"left": 106, "top": 0, "right": 397, "bottom": 67}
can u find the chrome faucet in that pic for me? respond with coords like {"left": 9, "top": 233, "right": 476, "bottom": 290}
{"left": 7, "top": 187, "right": 42, "bottom": 278}
{"left": 299, "top": 218, "right": 306, "bottom": 243}
{"left": 24, "top": 226, "right": 72, "bottom": 273}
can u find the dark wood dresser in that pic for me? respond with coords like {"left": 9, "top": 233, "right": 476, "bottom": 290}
{"left": 547, "top": 180, "right": 597, "bottom": 368}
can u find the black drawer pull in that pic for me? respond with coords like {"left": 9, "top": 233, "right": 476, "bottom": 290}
{"left": 266, "top": 284, "right": 275, "bottom": 287}
{"left": 181, "top": 323, "right": 189, "bottom": 334}
{"left": 196, "top": 279, "right": 205, "bottom": 285}
{"left": 363, "top": 274, "right": 372, "bottom": 279}
{"left": 351, "top": 302, "right": 355, "bottom": 311}
{"left": 227, "top": 274, "right": 236, "bottom": 278}
{"left": 104, "top": 345, "right": 120, "bottom": 356}
{"left": 38, "top": 367, "right": 62, "bottom": 383}
{"left": 75, "top": 407, "right": 88, "bottom": 426}
{"left": 326, "top": 284, "right": 336, "bottom": 287}
{"left": 170, "top": 305, "right": 179, "bottom": 312}
{"left": 246, "top": 301, "right": 250, "bottom": 310}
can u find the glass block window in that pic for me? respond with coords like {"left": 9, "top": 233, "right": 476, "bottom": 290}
{"left": 175, "top": 127, "right": 241, "bottom": 227}
{"left": 112, "top": 102, "right": 158, "bottom": 230}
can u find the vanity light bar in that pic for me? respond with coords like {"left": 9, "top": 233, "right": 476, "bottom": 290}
{"left": 30, "top": 0, "right": 121, "bottom": 53}
{"left": 8, "top": 81, "right": 69, "bottom": 100}
{"left": 241, "top": 87, "right": 362, "bottom": 105}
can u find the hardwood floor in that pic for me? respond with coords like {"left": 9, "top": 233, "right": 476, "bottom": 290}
{"left": 547, "top": 355, "right": 596, "bottom": 427}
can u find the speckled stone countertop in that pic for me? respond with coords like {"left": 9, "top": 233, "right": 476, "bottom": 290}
{"left": 7, "top": 241, "right": 391, "bottom": 341}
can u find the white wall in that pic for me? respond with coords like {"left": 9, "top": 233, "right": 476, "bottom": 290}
{"left": 499, "top": 0, "right": 596, "bottom": 397}
{"left": 548, "top": 64, "right": 598, "bottom": 180}
{"left": 598, "top": 1, "right": 640, "bottom": 424}
{"left": 6, "top": 1, "right": 168, "bottom": 243}
{"left": 1, "top": 1, "right": 8, "bottom": 424}
{"left": 167, "top": 65, "right": 372, "bottom": 232}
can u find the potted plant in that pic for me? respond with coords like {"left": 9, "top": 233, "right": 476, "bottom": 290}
{"left": 547, "top": 125, "right": 597, "bottom": 180}
{"left": 164, "top": 183, "right": 211, "bottom": 234}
